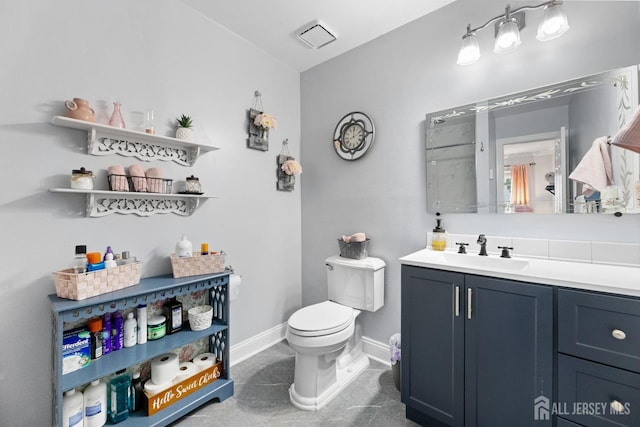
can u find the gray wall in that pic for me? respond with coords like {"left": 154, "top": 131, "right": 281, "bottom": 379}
{"left": 300, "top": 0, "right": 640, "bottom": 348}
{"left": 0, "top": 1, "right": 301, "bottom": 425}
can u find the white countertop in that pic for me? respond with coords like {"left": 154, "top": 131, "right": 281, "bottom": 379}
{"left": 399, "top": 248, "right": 640, "bottom": 297}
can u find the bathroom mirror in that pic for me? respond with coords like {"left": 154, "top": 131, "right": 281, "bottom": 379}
{"left": 426, "top": 65, "right": 640, "bottom": 215}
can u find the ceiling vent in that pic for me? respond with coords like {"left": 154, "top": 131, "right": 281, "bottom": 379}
{"left": 296, "top": 21, "right": 337, "bottom": 49}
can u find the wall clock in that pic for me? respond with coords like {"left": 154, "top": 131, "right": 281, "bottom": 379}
{"left": 333, "top": 112, "right": 375, "bottom": 161}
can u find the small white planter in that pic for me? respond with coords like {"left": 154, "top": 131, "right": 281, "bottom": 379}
{"left": 176, "top": 127, "right": 194, "bottom": 141}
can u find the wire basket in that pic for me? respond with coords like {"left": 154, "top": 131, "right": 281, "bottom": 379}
{"left": 188, "top": 305, "right": 213, "bottom": 331}
{"left": 108, "top": 174, "right": 173, "bottom": 194}
{"left": 338, "top": 239, "right": 370, "bottom": 259}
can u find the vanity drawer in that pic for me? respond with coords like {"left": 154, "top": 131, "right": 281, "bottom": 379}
{"left": 558, "top": 354, "right": 639, "bottom": 427}
{"left": 558, "top": 289, "right": 640, "bottom": 372}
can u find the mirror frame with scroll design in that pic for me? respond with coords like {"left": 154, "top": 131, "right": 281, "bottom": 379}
{"left": 426, "top": 65, "right": 640, "bottom": 215}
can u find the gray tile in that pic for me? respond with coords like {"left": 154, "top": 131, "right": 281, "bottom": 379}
{"left": 172, "top": 342, "right": 411, "bottom": 427}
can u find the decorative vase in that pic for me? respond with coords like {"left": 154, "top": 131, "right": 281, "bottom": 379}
{"left": 176, "top": 127, "right": 194, "bottom": 141}
{"left": 65, "top": 98, "right": 95, "bottom": 122}
{"left": 108, "top": 102, "right": 126, "bottom": 128}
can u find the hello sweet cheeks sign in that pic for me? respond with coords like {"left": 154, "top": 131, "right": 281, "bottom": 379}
{"left": 146, "top": 361, "right": 222, "bottom": 415}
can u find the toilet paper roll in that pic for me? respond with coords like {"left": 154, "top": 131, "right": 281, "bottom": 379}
{"left": 229, "top": 274, "right": 242, "bottom": 301}
{"left": 193, "top": 352, "right": 217, "bottom": 371}
{"left": 175, "top": 362, "right": 198, "bottom": 382}
{"left": 151, "top": 352, "right": 179, "bottom": 385}
{"left": 143, "top": 379, "right": 173, "bottom": 396}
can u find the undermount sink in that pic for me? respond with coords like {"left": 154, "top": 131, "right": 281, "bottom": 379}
{"left": 441, "top": 252, "right": 529, "bottom": 271}
{"left": 410, "top": 250, "right": 530, "bottom": 272}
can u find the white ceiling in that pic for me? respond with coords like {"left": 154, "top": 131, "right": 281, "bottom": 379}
{"left": 181, "top": 0, "right": 456, "bottom": 72}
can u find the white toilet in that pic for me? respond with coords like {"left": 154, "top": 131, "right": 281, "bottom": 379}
{"left": 286, "top": 255, "right": 385, "bottom": 410}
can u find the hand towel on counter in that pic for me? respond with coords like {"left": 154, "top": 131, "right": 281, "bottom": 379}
{"left": 128, "top": 164, "right": 147, "bottom": 192}
{"left": 611, "top": 106, "right": 640, "bottom": 153}
{"left": 107, "top": 165, "right": 129, "bottom": 191}
{"left": 146, "top": 167, "right": 163, "bottom": 193}
{"left": 569, "top": 136, "right": 612, "bottom": 196}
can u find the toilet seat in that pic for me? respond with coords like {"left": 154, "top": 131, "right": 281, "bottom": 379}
{"left": 288, "top": 301, "right": 354, "bottom": 337}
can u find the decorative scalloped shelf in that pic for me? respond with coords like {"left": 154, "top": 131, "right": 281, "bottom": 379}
{"left": 51, "top": 116, "right": 219, "bottom": 166}
{"left": 50, "top": 188, "right": 217, "bottom": 217}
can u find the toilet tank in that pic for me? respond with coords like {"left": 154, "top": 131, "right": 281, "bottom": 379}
{"left": 326, "top": 256, "right": 385, "bottom": 312}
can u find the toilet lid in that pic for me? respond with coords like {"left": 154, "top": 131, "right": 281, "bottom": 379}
{"left": 288, "top": 301, "right": 354, "bottom": 337}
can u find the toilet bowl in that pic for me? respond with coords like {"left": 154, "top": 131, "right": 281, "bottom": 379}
{"left": 286, "top": 301, "right": 369, "bottom": 411}
{"left": 286, "top": 256, "right": 385, "bottom": 411}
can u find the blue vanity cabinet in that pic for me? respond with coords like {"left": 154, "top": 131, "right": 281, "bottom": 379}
{"left": 556, "top": 289, "right": 640, "bottom": 427}
{"left": 401, "top": 265, "right": 553, "bottom": 427}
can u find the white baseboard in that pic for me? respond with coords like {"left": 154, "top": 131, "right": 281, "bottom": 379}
{"left": 362, "top": 336, "right": 391, "bottom": 367}
{"left": 230, "top": 322, "right": 287, "bottom": 367}
{"left": 230, "top": 322, "right": 391, "bottom": 368}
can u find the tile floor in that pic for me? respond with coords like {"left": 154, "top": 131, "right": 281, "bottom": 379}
{"left": 171, "top": 341, "right": 419, "bottom": 426}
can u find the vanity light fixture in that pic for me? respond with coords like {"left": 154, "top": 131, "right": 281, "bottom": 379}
{"left": 456, "top": 1, "right": 569, "bottom": 66}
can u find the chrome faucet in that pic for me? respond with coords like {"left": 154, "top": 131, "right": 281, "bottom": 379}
{"left": 477, "top": 234, "right": 488, "bottom": 256}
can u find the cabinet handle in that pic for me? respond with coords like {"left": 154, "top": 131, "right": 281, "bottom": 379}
{"left": 455, "top": 286, "right": 460, "bottom": 317}
{"left": 612, "top": 329, "right": 627, "bottom": 340}
{"left": 611, "top": 400, "right": 625, "bottom": 413}
{"left": 467, "top": 288, "right": 472, "bottom": 320}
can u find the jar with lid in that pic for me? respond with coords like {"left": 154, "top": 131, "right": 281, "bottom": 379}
{"left": 185, "top": 175, "right": 201, "bottom": 193}
{"left": 70, "top": 167, "right": 95, "bottom": 190}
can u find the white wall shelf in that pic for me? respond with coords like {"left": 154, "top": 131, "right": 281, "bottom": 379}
{"left": 51, "top": 116, "right": 219, "bottom": 166}
{"left": 50, "top": 188, "right": 217, "bottom": 217}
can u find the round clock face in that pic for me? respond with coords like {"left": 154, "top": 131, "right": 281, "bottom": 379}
{"left": 333, "top": 112, "right": 375, "bottom": 161}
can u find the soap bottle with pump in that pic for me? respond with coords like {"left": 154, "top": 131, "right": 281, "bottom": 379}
{"left": 431, "top": 213, "right": 448, "bottom": 251}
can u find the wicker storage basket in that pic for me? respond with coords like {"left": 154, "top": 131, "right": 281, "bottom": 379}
{"left": 170, "top": 252, "right": 225, "bottom": 278}
{"left": 53, "top": 262, "right": 143, "bottom": 300}
{"left": 188, "top": 305, "right": 213, "bottom": 331}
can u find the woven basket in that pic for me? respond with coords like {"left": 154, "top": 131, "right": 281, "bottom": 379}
{"left": 188, "top": 305, "right": 213, "bottom": 331}
{"left": 53, "top": 262, "right": 143, "bottom": 300}
{"left": 170, "top": 252, "right": 225, "bottom": 278}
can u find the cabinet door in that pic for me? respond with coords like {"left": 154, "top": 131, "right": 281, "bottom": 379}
{"left": 465, "top": 275, "right": 553, "bottom": 427}
{"left": 401, "top": 266, "right": 465, "bottom": 427}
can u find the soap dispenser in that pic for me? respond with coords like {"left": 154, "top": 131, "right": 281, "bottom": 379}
{"left": 431, "top": 213, "right": 447, "bottom": 251}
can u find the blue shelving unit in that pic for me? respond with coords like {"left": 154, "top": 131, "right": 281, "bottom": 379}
{"left": 49, "top": 273, "right": 234, "bottom": 426}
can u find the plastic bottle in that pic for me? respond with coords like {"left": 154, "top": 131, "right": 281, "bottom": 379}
{"left": 102, "top": 313, "right": 111, "bottom": 355}
{"left": 103, "top": 246, "right": 114, "bottom": 262}
{"left": 130, "top": 372, "right": 143, "bottom": 412}
{"left": 84, "top": 379, "right": 107, "bottom": 427}
{"left": 62, "top": 388, "right": 84, "bottom": 427}
{"left": 123, "top": 312, "right": 137, "bottom": 348}
{"left": 175, "top": 235, "right": 193, "bottom": 258}
{"left": 104, "top": 253, "right": 117, "bottom": 269}
{"left": 136, "top": 304, "right": 147, "bottom": 345}
{"left": 108, "top": 370, "right": 131, "bottom": 423}
{"left": 164, "top": 297, "right": 183, "bottom": 335}
{"left": 112, "top": 312, "right": 124, "bottom": 351}
{"left": 73, "top": 245, "right": 87, "bottom": 274}
{"left": 87, "top": 317, "right": 103, "bottom": 360}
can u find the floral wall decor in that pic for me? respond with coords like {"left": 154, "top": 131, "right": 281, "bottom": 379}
{"left": 248, "top": 90, "right": 277, "bottom": 151}
{"left": 277, "top": 138, "right": 302, "bottom": 191}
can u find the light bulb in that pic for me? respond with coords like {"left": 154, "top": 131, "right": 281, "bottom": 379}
{"left": 457, "top": 32, "right": 480, "bottom": 66}
{"left": 494, "top": 19, "right": 521, "bottom": 54}
{"left": 537, "top": 3, "right": 570, "bottom": 41}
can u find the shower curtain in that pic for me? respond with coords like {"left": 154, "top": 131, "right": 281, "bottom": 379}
{"left": 510, "top": 164, "right": 530, "bottom": 206}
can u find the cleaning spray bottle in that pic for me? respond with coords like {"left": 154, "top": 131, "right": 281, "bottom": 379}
{"left": 431, "top": 212, "right": 448, "bottom": 251}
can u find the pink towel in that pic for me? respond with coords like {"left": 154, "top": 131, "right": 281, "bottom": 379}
{"left": 107, "top": 165, "right": 129, "bottom": 192}
{"left": 569, "top": 136, "right": 612, "bottom": 196}
{"left": 129, "top": 164, "right": 147, "bottom": 192}
{"left": 611, "top": 106, "right": 640, "bottom": 153}
{"left": 146, "top": 167, "right": 163, "bottom": 193}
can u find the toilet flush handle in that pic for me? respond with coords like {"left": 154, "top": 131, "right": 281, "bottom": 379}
{"left": 326, "top": 263, "right": 334, "bottom": 270}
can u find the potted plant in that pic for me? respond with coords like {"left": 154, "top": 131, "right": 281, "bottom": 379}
{"left": 176, "top": 114, "right": 194, "bottom": 141}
